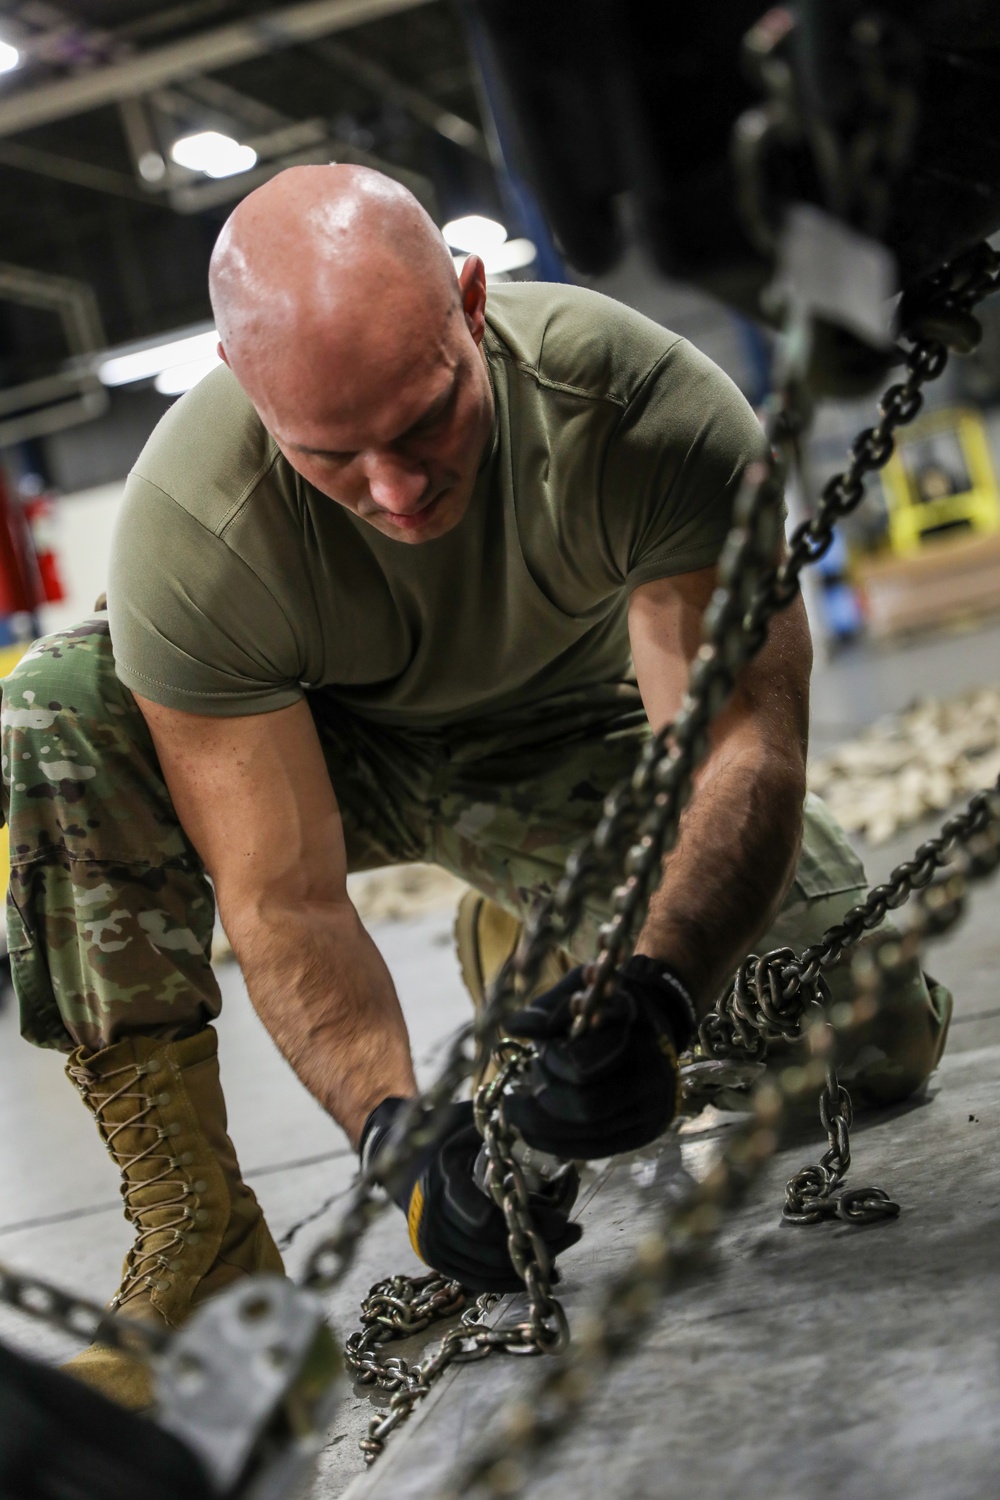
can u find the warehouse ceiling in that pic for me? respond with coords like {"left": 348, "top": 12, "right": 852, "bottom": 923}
{"left": 0, "top": 0, "right": 495, "bottom": 391}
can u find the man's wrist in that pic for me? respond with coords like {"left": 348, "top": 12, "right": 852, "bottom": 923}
{"left": 620, "top": 955, "right": 697, "bottom": 1052}
{"left": 359, "top": 1095, "right": 411, "bottom": 1175}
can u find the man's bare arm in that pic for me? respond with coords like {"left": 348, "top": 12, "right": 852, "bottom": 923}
{"left": 628, "top": 565, "right": 812, "bottom": 1011}
{"left": 134, "top": 695, "right": 417, "bottom": 1146}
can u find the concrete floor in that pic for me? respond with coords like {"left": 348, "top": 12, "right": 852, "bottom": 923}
{"left": 0, "top": 618, "right": 998, "bottom": 1498}
{"left": 348, "top": 1043, "right": 1000, "bottom": 1500}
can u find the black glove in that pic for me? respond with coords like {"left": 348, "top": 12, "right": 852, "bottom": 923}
{"left": 502, "top": 955, "right": 697, "bottom": 1160}
{"left": 359, "top": 1097, "right": 582, "bottom": 1293}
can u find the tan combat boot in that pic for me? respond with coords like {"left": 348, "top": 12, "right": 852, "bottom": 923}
{"left": 63, "top": 1026, "right": 284, "bottom": 1411}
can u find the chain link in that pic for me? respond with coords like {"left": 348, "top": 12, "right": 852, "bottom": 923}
{"left": 0, "top": 1258, "right": 167, "bottom": 1359}
{"left": 783, "top": 1059, "right": 900, "bottom": 1225}
{"left": 472, "top": 1046, "right": 571, "bottom": 1354}
{"left": 345, "top": 1267, "right": 554, "bottom": 1464}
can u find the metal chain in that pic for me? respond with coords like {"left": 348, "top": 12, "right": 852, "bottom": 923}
{"left": 345, "top": 1261, "right": 561, "bottom": 1464}
{"left": 783, "top": 1057, "right": 900, "bottom": 1225}
{"left": 347, "top": 1273, "right": 475, "bottom": 1462}
{"left": 785, "top": 779, "right": 1000, "bottom": 1228}
{"left": 472, "top": 1047, "right": 570, "bottom": 1354}
{"left": 474, "top": 245, "right": 1000, "bottom": 1276}
{"left": 703, "top": 782, "right": 1000, "bottom": 1064}
{"left": 310, "top": 238, "right": 1000, "bottom": 1468}
{"left": 0, "top": 1258, "right": 167, "bottom": 1359}
{"left": 336, "top": 1045, "right": 572, "bottom": 1461}
{"left": 550, "top": 241, "right": 1000, "bottom": 1038}
{"left": 301, "top": 241, "right": 1000, "bottom": 1301}
{"left": 700, "top": 781, "right": 1000, "bottom": 1069}
{"left": 0, "top": 242, "right": 996, "bottom": 1476}
{"left": 443, "top": 793, "right": 1000, "bottom": 1498}
{"left": 696, "top": 779, "right": 1000, "bottom": 1220}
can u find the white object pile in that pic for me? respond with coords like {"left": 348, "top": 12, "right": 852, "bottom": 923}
{"left": 809, "top": 687, "right": 1000, "bottom": 844}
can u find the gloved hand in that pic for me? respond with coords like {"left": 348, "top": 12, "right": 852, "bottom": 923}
{"left": 359, "top": 1097, "right": 582, "bottom": 1293}
{"left": 502, "top": 955, "right": 698, "bottom": 1160}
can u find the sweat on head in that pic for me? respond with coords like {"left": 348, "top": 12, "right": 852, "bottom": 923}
{"left": 208, "top": 163, "right": 495, "bottom": 545}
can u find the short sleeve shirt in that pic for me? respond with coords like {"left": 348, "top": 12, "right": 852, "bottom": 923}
{"left": 108, "top": 282, "right": 767, "bottom": 726}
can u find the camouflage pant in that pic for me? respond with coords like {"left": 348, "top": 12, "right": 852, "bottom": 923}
{"left": 1, "top": 617, "right": 950, "bottom": 1104}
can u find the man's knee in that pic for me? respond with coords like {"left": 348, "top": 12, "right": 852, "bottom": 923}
{"left": 825, "top": 956, "right": 952, "bottom": 1108}
{"left": 753, "top": 793, "right": 952, "bottom": 1106}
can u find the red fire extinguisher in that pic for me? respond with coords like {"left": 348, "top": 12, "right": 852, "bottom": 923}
{"left": 22, "top": 492, "right": 65, "bottom": 604}
{"left": 0, "top": 470, "right": 44, "bottom": 621}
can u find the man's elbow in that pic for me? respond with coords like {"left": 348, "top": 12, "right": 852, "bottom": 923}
{"left": 220, "top": 885, "right": 361, "bottom": 968}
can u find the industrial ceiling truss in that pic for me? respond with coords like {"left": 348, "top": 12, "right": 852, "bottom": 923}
{"left": 0, "top": 0, "right": 494, "bottom": 400}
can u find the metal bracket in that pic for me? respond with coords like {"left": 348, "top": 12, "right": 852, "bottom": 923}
{"left": 154, "top": 1275, "right": 342, "bottom": 1499}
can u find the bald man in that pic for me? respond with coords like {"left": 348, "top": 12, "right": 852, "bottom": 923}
{"left": 1, "top": 166, "right": 949, "bottom": 1408}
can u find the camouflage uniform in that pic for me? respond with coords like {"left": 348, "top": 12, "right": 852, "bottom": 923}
{"left": 1, "top": 617, "right": 950, "bottom": 1102}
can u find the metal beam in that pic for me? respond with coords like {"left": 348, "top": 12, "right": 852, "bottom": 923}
{"left": 0, "top": 260, "right": 106, "bottom": 355}
{"left": 0, "top": 0, "right": 433, "bottom": 138}
{"left": 0, "top": 259, "right": 109, "bottom": 447}
{"left": 310, "top": 37, "right": 487, "bottom": 157}
{"left": 0, "top": 389, "right": 108, "bottom": 448}
{"left": 0, "top": 138, "right": 149, "bottom": 199}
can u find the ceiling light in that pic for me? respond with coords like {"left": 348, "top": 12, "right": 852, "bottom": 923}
{"left": 97, "top": 328, "right": 219, "bottom": 387}
{"left": 451, "top": 238, "right": 537, "bottom": 277}
{"left": 443, "top": 215, "right": 508, "bottom": 255}
{"left": 483, "top": 238, "right": 537, "bottom": 274}
{"left": 170, "top": 130, "right": 257, "bottom": 180}
{"left": 0, "top": 40, "right": 19, "bottom": 75}
{"left": 155, "top": 354, "right": 223, "bottom": 396}
{"left": 138, "top": 151, "right": 166, "bottom": 184}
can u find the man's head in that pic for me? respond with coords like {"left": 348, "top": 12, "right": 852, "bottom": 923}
{"left": 209, "top": 164, "right": 494, "bottom": 543}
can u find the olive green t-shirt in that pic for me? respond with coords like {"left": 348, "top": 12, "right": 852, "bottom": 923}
{"left": 108, "top": 282, "right": 766, "bottom": 726}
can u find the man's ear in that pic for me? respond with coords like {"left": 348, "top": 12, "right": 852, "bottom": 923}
{"left": 457, "top": 255, "right": 488, "bottom": 346}
{"left": 217, "top": 340, "right": 230, "bottom": 368}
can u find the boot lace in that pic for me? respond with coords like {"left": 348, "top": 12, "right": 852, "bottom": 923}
{"left": 68, "top": 1056, "right": 205, "bottom": 1309}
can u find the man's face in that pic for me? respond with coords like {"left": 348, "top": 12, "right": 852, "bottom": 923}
{"left": 261, "top": 261, "right": 494, "bottom": 545}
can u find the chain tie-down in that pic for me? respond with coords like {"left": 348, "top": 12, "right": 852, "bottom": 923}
{"left": 2, "top": 244, "right": 1000, "bottom": 1493}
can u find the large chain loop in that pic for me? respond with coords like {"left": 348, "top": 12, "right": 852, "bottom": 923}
{"left": 703, "top": 783, "right": 1000, "bottom": 1061}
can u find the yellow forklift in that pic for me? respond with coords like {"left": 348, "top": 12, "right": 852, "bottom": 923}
{"left": 854, "top": 407, "right": 1000, "bottom": 636}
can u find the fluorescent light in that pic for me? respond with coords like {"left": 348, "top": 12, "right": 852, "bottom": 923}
{"left": 0, "top": 40, "right": 19, "bottom": 74}
{"left": 443, "top": 214, "right": 508, "bottom": 255}
{"left": 97, "top": 329, "right": 219, "bottom": 387}
{"left": 451, "top": 238, "right": 537, "bottom": 277}
{"left": 170, "top": 130, "right": 257, "bottom": 180}
{"left": 155, "top": 354, "right": 222, "bottom": 396}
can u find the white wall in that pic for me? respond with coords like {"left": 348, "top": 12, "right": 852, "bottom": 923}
{"left": 38, "top": 480, "right": 125, "bottom": 636}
